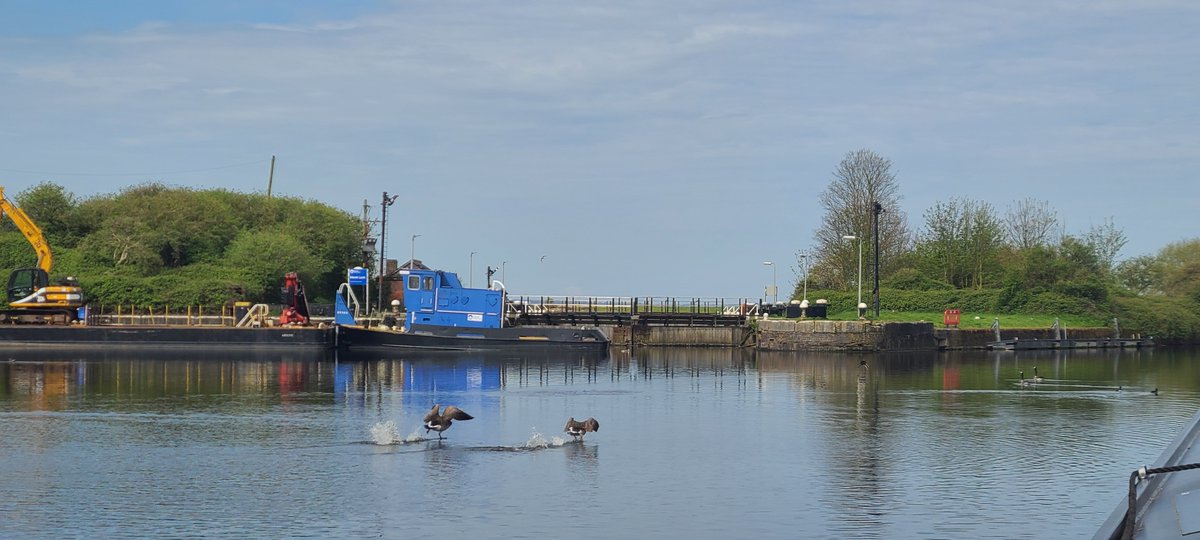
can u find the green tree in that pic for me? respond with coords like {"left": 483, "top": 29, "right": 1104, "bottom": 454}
{"left": 1116, "top": 255, "right": 1162, "bottom": 295}
{"left": 1155, "top": 239, "right": 1200, "bottom": 301}
{"left": 914, "top": 198, "right": 1003, "bottom": 289}
{"left": 1083, "top": 217, "right": 1127, "bottom": 277}
{"left": 222, "top": 229, "right": 327, "bottom": 301}
{"left": 13, "top": 182, "right": 87, "bottom": 248}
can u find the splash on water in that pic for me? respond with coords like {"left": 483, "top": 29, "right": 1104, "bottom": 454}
{"left": 370, "top": 421, "right": 429, "bottom": 445}
{"left": 522, "top": 428, "right": 568, "bottom": 449}
{"left": 370, "top": 421, "right": 400, "bottom": 445}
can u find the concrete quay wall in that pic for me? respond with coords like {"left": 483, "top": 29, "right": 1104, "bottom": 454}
{"left": 607, "top": 325, "right": 751, "bottom": 347}
{"left": 934, "top": 327, "right": 1120, "bottom": 349}
{"left": 603, "top": 322, "right": 1125, "bottom": 351}
{"left": 757, "top": 320, "right": 938, "bottom": 352}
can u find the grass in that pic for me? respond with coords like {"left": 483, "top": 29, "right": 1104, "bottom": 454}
{"left": 816, "top": 310, "right": 1109, "bottom": 329}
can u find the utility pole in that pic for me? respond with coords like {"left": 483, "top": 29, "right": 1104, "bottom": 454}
{"left": 267, "top": 155, "right": 275, "bottom": 199}
{"left": 872, "top": 201, "right": 883, "bottom": 318}
{"left": 379, "top": 191, "right": 399, "bottom": 313}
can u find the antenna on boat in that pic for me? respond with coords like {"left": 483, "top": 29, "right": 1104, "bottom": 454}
{"left": 379, "top": 192, "right": 399, "bottom": 314}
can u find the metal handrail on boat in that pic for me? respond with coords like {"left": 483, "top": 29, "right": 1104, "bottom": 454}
{"left": 235, "top": 304, "right": 271, "bottom": 327}
{"left": 337, "top": 283, "right": 362, "bottom": 321}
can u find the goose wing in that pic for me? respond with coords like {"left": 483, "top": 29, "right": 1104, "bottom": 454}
{"left": 443, "top": 406, "right": 473, "bottom": 421}
{"left": 583, "top": 417, "right": 599, "bottom": 433}
{"left": 564, "top": 417, "right": 579, "bottom": 432}
{"left": 423, "top": 404, "right": 441, "bottom": 423}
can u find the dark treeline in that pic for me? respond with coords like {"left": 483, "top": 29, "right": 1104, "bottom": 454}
{"left": 0, "top": 182, "right": 362, "bottom": 306}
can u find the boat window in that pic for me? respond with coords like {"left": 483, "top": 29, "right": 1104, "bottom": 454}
{"left": 408, "top": 275, "right": 420, "bottom": 290}
{"left": 422, "top": 276, "right": 434, "bottom": 290}
{"left": 440, "top": 272, "right": 463, "bottom": 288}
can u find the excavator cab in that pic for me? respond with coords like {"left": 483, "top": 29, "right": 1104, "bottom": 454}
{"left": 7, "top": 267, "right": 49, "bottom": 304}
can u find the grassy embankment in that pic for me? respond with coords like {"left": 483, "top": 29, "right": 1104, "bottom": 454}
{"left": 817, "top": 309, "right": 1105, "bottom": 329}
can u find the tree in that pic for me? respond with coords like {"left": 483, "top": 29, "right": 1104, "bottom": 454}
{"left": 965, "top": 201, "right": 1005, "bottom": 289}
{"left": 222, "top": 229, "right": 328, "bottom": 301}
{"left": 916, "top": 199, "right": 968, "bottom": 286}
{"left": 1004, "top": 198, "right": 1058, "bottom": 249}
{"left": 812, "top": 149, "right": 910, "bottom": 289}
{"left": 1083, "top": 217, "right": 1127, "bottom": 275}
{"left": 1116, "top": 255, "right": 1161, "bottom": 295}
{"left": 915, "top": 198, "right": 1003, "bottom": 289}
{"left": 1152, "top": 238, "right": 1200, "bottom": 301}
{"left": 12, "top": 182, "right": 87, "bottom": 248}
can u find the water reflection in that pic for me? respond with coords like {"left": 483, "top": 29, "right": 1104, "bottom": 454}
{"left": 0, "top": 348, "right": 336, "bottom": 411}
{"left": 2, "top": 345, "right": 1199, "bottom": 539}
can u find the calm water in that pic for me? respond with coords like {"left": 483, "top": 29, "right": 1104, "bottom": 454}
{"left": 2, "top": 346, "right": 1198, "bottom": 539}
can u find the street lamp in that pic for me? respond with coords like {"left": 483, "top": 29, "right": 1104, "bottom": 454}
{"left": 842, "top": 234, "right": 863, "bottom": 313}
{"left": 410, "top": 234, "right": 421, "bottom": 270}
{"left": 470, "top": 251, "right": 477, "bottom": 288}
{"left": 762, "top": 261, "right": 777, "bottom": 304}
{"left": 798, "top": 252, "right": 809, "bottom": 302}
{"left": 502, "top": 261, "right": 508, "bottom": 284}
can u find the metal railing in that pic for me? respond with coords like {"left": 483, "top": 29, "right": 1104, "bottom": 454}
{"left": 507, "top": 296, "right": 761, "bottom": 315}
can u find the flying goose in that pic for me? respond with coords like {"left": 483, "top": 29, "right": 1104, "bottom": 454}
{"left": 423, "top": 404, "right": 474, "bottom": 439}
{"left": 564, "top": 417, "right": 600, "bottom": 441}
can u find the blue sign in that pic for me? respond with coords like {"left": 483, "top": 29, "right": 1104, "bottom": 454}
{"left": 348, "top": 267, "right": 368, "bottom": 286}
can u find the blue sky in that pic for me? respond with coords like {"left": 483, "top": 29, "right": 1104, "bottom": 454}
{"left": 2, "top": 1, "right": 1197, "bottom": 298}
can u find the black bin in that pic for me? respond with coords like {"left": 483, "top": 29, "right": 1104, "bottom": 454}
{"left": 808, "top": 300, "right": 828, "bottom": 319}
{"left": 785, "top": 302, "right": 801, "bottom": 318}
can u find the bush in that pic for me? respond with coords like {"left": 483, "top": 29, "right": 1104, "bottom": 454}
{"left": 1114, "top": 295, "right": 1200, "bottom": 341}
{"left": 1023, "top": 291, "right": 1098, "bottom": 316}
{"left": 884, "top": 268, "right": 954, "bottom": 291}
{"left": 806, "top": 288, "right": 1000, "bottom": 313}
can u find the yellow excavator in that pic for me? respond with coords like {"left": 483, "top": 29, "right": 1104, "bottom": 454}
{"left": 0, "top": 187, "right": 84, "bottom": 323}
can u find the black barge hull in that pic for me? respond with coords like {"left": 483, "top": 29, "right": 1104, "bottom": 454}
{"left": 0, "top": 325, "right": 333, "bottom": 350}
{"left": 336, "top": 324, "right": 609, "bottom": 351}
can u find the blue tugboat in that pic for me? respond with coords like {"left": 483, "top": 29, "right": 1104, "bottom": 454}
{"left": 334, "top": 267, "right": 609, "bottom": 351}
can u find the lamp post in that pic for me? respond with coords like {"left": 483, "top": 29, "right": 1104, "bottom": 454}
{"left": 762, "top": 261, "right": 777, "bottom": 304}
{"left": 410, "top": 234, "right": 421, "bottom": 270}
{"left": 799, "top": 252, "right": 809, "bottom": 302}
{"left": 502, "top": 261, "right": 508, "bottom": 284}
{"left": 469, "top": 251, "right": 477, "bottom": 288}
{"left": 842, "top": 234, "right": 863, "bottom": 312}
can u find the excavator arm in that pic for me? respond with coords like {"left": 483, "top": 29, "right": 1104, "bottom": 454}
{"left": 0, "top": 187, "right": 53, "bottom": 273}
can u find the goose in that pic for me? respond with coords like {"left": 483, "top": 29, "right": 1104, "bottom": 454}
{"left": 423, "top": 404, "right": 474, "bottom": 439}
{"left": 1033, "top": 366, "right": 1045, "bottom": 383}
{"left": 564, "top": 417, "right": 600, "bottom": 441}
{"left": 1152, "top": 388, "right": 1159, "bottom": 396}
{"left": 1018, "top": 371, "right": 1032, "bottom": 387}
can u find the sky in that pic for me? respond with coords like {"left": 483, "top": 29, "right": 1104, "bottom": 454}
{"left": 2, "top": 1, "right": 1197, "bottom": 299}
